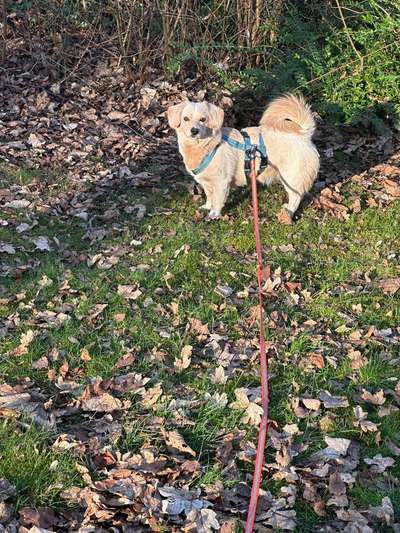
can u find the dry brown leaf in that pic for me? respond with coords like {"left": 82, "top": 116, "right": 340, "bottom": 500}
{"left": 81, "top": 393, "right": 123, "bottom": 412}
{"left": 174, "top": 345, "right": 192, "bottom": 373}
{"left": 210, "top": 365, "right": 227, "bottom": 385}
{"left": 353, "top": 405, "right": 379, "bottom": 432}
{"left": 163, "top": 430, "right": 196, "bottom": 457}
{"left": 308, "top": 353, "right": 325, "bottom": 369}
{"left": 80, "top": 348, "right": 91, "bottom": 362}
{"left": 184, "top": 508, "right": 220, "bottom": 533}
{"left": 328, "top": 472, "right": 346, "bottom": 495}
{"left": 114, "top": 353, "right": 135, "bottom": 369}
{"left": 376, "top": 278, "right": 400, "bottom": 295}
{"left": 324, "top": 436, "right": 351, "bottom": 456}
{"left": 117, "top": 284, "right": 142, "bottom": 300}
{"left": 361, "top": 389, "right": 385, "bottom": 405}
{"left": 113, "top": 312, "right": 126, "bottom": 322}
{"left": 87, "top": 303, "right": 108, "bottom": 321}
{"left": 10, "top": 329, "right": 35, "bottom": 356}
{"left": 31, "top": 356, "right": 49, "bottom": 370}
{"left": 0, "top": 479, "right": 16, "bottom": 501}
{"left": 367, "top": 496, "right": 394, "bottom": 525}
{"left": 220, "top": 519, "right": 236, "bottom": 533}
{"left": 378, "top": 404, "right": 399, "bottom": 417}
{"left": 347, "top": 349, "right": 367, "bottom": 369}
{"left": 141, "top": 383, "right": 163, "bottom": 408}
{"left": 302, "top": 398, "right": 321, "bottom": 411}
{"left": 319, "top": 390, "right": 349, "bottom": 408}
{"left": 364, "top": 454, "right": 395, "bottom": 473}
{"left": 187, "top": 318, "right": 210, "bottom": 338}
{"left": 382, "top": 178, "right": 400, "bottom": 197}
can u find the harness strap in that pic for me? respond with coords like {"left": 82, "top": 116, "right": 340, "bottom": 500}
{"left": 222, "top": 134, "right": 246, "bottom": 151}
{"left": 191, "top": 130, "right": 268, "bottom": 177}
{"left": 258, "top": 133, "right": 268, "bottom": 170}
{"left": 241, "top": 130, "right": 252, "bottom": 179}
{"left": 191, "top": 142, "right": 222, "bottom": 175}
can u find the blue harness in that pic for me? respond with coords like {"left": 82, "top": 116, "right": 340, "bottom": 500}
{"left": 191, "top": 129, "right": 268, "bottom": 177}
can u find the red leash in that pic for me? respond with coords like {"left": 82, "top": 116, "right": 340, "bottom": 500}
{"left": 244, "top": 148, "right": 269, "bottom": 532}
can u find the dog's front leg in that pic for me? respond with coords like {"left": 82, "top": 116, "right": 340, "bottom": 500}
{"left": 200, "top": 183, "right": 213, "bottom": 211}
{"left": 208, "top": 180, "right": 230, "bottom": 219}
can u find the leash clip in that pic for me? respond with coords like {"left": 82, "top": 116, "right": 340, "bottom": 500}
{"left": 246, "top": 144, "right": 260, "bottom": 161}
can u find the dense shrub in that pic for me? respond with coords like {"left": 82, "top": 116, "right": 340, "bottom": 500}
{"left": 6, "top": 0, "right": 400, "bottom": 126}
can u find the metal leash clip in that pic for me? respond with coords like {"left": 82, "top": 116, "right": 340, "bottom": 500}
{"left": 246, "top": 144, "right": 260, "bottom": 161}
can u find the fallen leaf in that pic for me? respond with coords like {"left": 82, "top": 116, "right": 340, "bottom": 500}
{"left": 113, "top": 312, "right": 126, "bottom": 322}
{"left": 81, "top": 393, "right": 123, "bottom": 412}
{"left": 0, "top": 242, "right": 16, "bottom": 254}
{"left": 188, "top": 318, "right": 210, "bottom": 338}
{"left": 4, "top": 199, "right": 31, "bottom": 209}
{"left": 159, "top": 485, "right": 206, "bottom": 515}
{"left": 214, "top": 285, "right": 233, "bottom": 298}
{"left": 302, "top": 398, "right": 321, "bottom": 411}
{"left": 32, "top": 356, "right": 49, "bottom": 370}
{"left": 174, "top": 345, "right": 192, "bottom": 373}
{"left": 347, "top": 349, "right": 367, "bottom": 369}
{"left": 376, "top": 278, "right": 400, "bottom": 295}
{"left": 264, "top": 508, "right": 297, "bottom": 530}
{"left": 367, "top": 496, "right": 394, "bottom": 525}
{"left": 319, "top": 390, "right": 349, "bottom": 408}
{"left": 0, "top": 479, "right": 16, "bottom": 501}
{"left": 361, "top": 389, "right": 385, "bottom": 405}
{"left": 364, "top": 454, "right": 395, "bottom": 473}
{"left": 141, "top": 382, "right": 163, "bottom": 408}
{"left": 87, "top": 303, "right": 108, "bottom": 321}
{"left": 328, "top": 472, "right": 346, "bottom": 495}
{"left": 185, "top": 508, "right": 220, "bottom": 533}
{"left": 378, "top": 405, "right": 399, "bottom": 417}
{"left": 10, "top": 329, "right": 35, "bottom": 356}
{"left": 32, "top": 236, "right": 52, "bottom": 251}
{"left": 353, "top": 405, "right": 379, "bottom": 432}
{"left": 210, "top": 365, "right": 227, "bottom": 385}
{"left": 80, "top": 348, "right": 91, "bottom": 362}
{"left": 117, "top": 285, "right": 142, "bottom": 300}
{"left": 163, "top": 430, "right": 196, "bottom": 457}
{"left": 114, "top": 353, "right": 135, "bottom": 369}
{"left": 324, "top": 436, "right": 351, "bottom": 456}
{"left": 383, "top": 178, "right": 400, "bottom": 197}
{"left": 108, "top": 110, "right": 129, "bottom": 121}
{"left": 308, "top": 353, "right": 325, "bottom": 369}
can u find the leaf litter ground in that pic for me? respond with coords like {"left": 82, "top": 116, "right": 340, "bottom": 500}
{"left": 0, "top": 54, "right": 400, "bottom": 533}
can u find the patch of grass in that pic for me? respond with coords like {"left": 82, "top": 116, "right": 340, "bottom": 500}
{"left": 0, "top": 420, "right": 80, "bottom": 509}
{"left": 182, "top": 402, "right": 244, "bottom": 462}
{"left": 1, "top": 158, "right": 400, "bottom": 525}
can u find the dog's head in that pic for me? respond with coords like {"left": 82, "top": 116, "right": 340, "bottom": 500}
{"left": 167, "top": 101, "right": 224, "bottom": 140}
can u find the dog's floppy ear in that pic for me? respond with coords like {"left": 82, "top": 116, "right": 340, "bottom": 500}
{"left": 167, "top": 102, "right": 187, "bottom": 129}
{"left": 206, "top": 102, "right": 224, "bottom": 131}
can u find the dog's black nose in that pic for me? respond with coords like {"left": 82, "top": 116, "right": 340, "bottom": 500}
{"left": 191, "top": 127, "right": 199, "bottom": 135}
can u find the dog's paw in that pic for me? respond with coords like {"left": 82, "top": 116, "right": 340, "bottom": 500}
{"left": 207, "top": 210, "right": 221, "bottom": 220}
{"left": 200, "top": 203, "right": 212, "bottom": 211}
{"left": 277, "top": 208, "right": 293, "bottom": 225}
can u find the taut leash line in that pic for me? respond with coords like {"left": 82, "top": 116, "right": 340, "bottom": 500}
{"left": 244, "top": 146, "right": 270, "bottom": 533}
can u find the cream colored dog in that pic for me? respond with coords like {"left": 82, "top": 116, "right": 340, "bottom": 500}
{"left": 167, "top": 94, "right": 319, "bottom": 223}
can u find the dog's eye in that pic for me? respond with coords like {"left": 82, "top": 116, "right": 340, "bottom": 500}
{"left": 200, "top": 117, "right": 206, "bottom": 122}
{"left": 183, "top": 117, "right": 190, "bottom": 122}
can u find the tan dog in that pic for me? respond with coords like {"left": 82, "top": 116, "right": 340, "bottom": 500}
{"left": 167, "top": 94, "right": 319, "bottom": 223}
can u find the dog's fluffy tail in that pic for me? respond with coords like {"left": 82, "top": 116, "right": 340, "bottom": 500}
{"left": 259, "top": 93, "right": 316, "bottom": 138}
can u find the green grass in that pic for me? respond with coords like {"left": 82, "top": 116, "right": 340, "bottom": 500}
{"left": 0, "top": 420, "right": 81, "bottom": 509}
{"left": 0, "top": 159, "right": 399, "bottom": 527}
